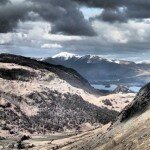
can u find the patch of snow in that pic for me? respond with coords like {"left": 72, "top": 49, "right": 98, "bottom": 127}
{"left": 114, "top": 60, "right": 120, "bottom": 64}
{"left": 51, "top": 53, "right": 142, "bottom": 65}
{"left": 136, "top": 61, "right": 150, "bottom": 64}
{"left": 52, "top": 52, "right": 80, "bottom": 60}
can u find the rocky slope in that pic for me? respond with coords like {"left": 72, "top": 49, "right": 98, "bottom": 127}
{"left": 93, "top": 82, "right": 150, "bottom": 150}
{"left": 118, "top": 82, "right": 150, "bottom": 122}
{"left": 44, "top": 52, "right": 150, "bottom": 85}
{"left": 51, "top": 83, "right": 150, "bottom": 150}
{"left": 0, "top": 54, "right": 118, "bottom": 136}
{"left": 16, "top": 82, "right": 150, "bottom": 150}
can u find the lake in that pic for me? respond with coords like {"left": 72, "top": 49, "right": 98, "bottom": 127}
{"left": 92, "top": 84, "right": 141, "bottom": 93}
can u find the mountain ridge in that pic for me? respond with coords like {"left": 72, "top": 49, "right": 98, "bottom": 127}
{"left": 44, "top": 52, "right": 150, "bottom": 85}
{"left": 0, "top": 53, "right": 101, "bottom": 95}
{"left": 50, "top": 52, "right": 150, "bottom": 65}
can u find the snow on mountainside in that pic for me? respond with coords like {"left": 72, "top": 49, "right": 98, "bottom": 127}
{"left": 52, "top": 52, "right": 80, "bottom": 60}
{"left": 44, "top": 52, "right": 150, "bottom": 85}
{"left": 51, "top": 52, "right": 138, "bottom": 65}
{"left": 52, "top": 52, "right": 150, "bottom": 65}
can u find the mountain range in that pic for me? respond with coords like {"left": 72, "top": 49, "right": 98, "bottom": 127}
{"left": 43, "top": 52, "right": 150, "bottom": 86}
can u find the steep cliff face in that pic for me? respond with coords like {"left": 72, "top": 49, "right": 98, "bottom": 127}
{"left": 118, "top": 82, "right": 150, "bottom": 122}
{"left": 0, "top": 54, "right": 118, "bottom": 135}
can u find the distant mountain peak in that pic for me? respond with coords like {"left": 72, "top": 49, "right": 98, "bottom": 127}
{"left": 113, "top": 85, "right": 134, "bottom": 93}
{"left": 52, "top": 52, "right": 80, "bottom": 60}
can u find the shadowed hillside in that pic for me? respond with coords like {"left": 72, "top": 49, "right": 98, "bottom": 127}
{"left": 0, "top": 54, "right": 118, "bottom": 136}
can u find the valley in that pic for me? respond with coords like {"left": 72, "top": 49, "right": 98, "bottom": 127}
{"left": 0, "top": 0, "right": 150, "bottom": 149}
{"left": 1, "top": 82, "right": 149, "bottom": 150}
{"left": 0, "top": 54, "right": 149, "bottom": 150}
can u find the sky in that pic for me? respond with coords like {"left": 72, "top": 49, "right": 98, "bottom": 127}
{"left": 0, "top": 0, "right": 150, "bottom": 62}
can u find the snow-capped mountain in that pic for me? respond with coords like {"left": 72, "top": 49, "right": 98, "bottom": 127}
{"left": 44, "top": 52, "right": 150, "bottom": 85}
{"left": 52, "top": 52, "right": 138, "bottom": 65}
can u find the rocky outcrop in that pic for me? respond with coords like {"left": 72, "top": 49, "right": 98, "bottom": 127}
{"left": 118, "top": 82, "right": 150, "bottom": 122}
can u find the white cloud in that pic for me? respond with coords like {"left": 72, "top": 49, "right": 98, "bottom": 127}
{"left": 43, "top": 34, "right": 82, "bottom": 41}
{"left": 0, "top": 33, "right": 12, "bottom": 45}
{"left": 1, "top": 16, "right": 150, "bottom": 57}
{"left": 17, "top": 21, "right": 82, "bottom": 42}
{"left": 41, "top": 43, "right": 62, "bottom": 49}
{"left": 92, "top": 19, "right": 150, "bottom": 44}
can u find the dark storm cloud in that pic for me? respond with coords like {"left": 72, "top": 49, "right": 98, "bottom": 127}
{"left": 91, "top": 8, "right": 127, "bottom": 23}
{"left": 74, "top": 0, "right": 150, "bottom": 22}
{"left": 0, "top": 0, "right": 10, "bottom": 4}
{"left": 74, "top": 0, "right": 121, "bottom": 8}
{"left": 0, "top": 3, "right": 30, "bottom": 33}
{"left": 0, "top": 0, "right": 96, "bottom": 36}
{"left": 30, "top": 0, "right": 96, "bottom": 36}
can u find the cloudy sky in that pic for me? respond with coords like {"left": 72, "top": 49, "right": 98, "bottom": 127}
{"left": 0, "top": 0, "right": 150, "bottom": 61}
